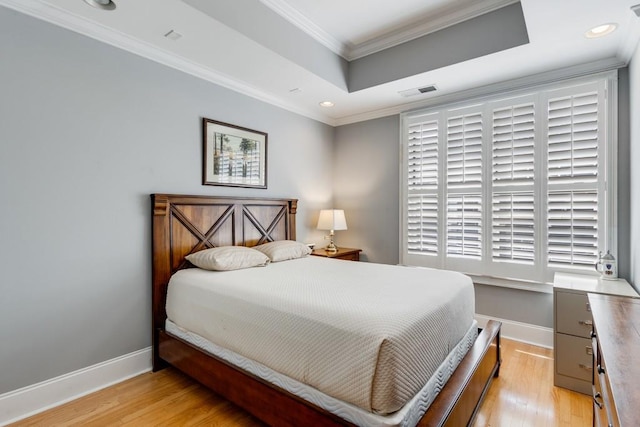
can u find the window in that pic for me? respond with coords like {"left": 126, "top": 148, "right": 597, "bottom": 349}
{"left": 401, "top": 74, "right": 616, "bottom": 284}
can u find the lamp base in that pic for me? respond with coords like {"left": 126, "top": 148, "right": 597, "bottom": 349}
{"left": 324, "top": 231, "right": 338, "bottom": 252}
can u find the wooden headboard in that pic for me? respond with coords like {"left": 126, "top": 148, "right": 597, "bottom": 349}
{"left": 151, "top": 194, "right": 297, "bottom": 367}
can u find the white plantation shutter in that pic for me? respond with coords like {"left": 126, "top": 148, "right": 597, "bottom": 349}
{"left": 407, "top": 195, "right": 438, "bottom": 254}
{"left": 546, "top": 89, "right": 601, "bottom": 268}
{"left": 445, "top": 112, "right": 483, "bottom": 260}
{"left": 447, "top": 113, "right": 483, "bottom": 188}
{"left": 492, "top": 192, "right": 535, "bottom": 263}
{"left": 447, "top": 194, "right": 482, "bottom": 258}
{"left": 492, "top": 103, "right": 535, "bottom": 185}
{"left": 548, "top": 191, "right": 599, "bottom": 266}
{"left": 406, "top": 117, "right": 439, "bottom": 255}
{"left": 491, "top": 101, "right": 536, "bottom": 264}
{"left": 401, "top": 75, "right": 614, "bottom": 284}
{"left": 407, "top": 120, "right": 438, "bottom": 190}
{"left": 548, "top": 93, "right": 599, "bottom": 184}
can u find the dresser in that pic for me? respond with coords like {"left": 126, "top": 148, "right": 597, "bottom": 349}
{"left": 553, "top": 273, "right": 638, "bottom": 394}
{"left": 589, "top": 293, "right": 640, "bottom": 427}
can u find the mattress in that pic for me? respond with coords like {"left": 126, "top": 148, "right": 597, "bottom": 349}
{"left": 166, "top": 256, "right": 475, "bottom": 415}
{"left": 166, "top": 319, "right": 477, "bottom": 427}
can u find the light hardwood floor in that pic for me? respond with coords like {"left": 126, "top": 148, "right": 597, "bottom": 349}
{"left": 12, "top": 338, "right": 591, "bottom": 426}
{"left": 472, "top": 339, "right": 591, "bottom": 427}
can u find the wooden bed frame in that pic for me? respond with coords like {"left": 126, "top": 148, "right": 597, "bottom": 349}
{"left": 151, "top": 193, "right": 501, "bottom": 427}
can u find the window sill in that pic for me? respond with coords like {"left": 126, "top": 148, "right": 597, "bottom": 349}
{"left": 468, "top": 274, "right": 553, "bottom": 294}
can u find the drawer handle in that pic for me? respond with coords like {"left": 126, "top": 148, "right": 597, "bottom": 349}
{"left": 586, "top": 302, "right": 591, "bottom": 312}
{"left": 593, "top": 392, "right": 603, "bottom": 409}
{"left": 586, "top": 346, "right": 593, "bottom": 355}
{"left": 579, "top": 363, "right": 593, "bottom": 371}
{"left": 579, "top": 320, "right": 593, "bottom": 326}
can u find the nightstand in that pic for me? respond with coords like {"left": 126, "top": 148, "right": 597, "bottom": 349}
{"left": 311, "top": 247, "right": 361, "bottom": 261}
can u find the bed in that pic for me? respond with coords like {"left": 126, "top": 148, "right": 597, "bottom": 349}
{"left": 151, "top": 194, "right": 501, "bottom": 427}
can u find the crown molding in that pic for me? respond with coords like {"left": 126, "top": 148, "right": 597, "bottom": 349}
{"left": 334, "top": 57, "right": 625, "bottom": 126}
{"left": 259, "top": 0, "right": 349, "bottom": 58}
{"left": 2, "top": 0, "right": 627, "bottom": 130}
{"left": 617, "top": 16, "right": 640, "bottom": 64}
{"left": 259, "top": 0, "right": 518, "bottom": 61}
{"left": 0, "top": 0, "right": 336, "bottom": 126}
{"left": 348, "top": 0, "right": 518, "bottom": 60}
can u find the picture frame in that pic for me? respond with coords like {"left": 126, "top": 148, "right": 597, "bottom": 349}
{"left": 202, "top": 118, "right": 267, "bottom": 189}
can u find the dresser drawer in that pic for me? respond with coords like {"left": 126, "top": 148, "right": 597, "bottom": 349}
{"left": 555, "top": 291, "right": 593, "bottom": 338}
{"left": 593, "top": 383, "right": 609, "bottom": 427}
{"left": 556, "top": 334, "right": 593, "bottom": 381}
{"left": 592, "top": 338, "right": 610, "bottom": 427}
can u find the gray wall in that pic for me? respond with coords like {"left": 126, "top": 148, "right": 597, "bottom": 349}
{"left": 629, "top": 41, "right": 640, "bottom": 293}
{"left": 618, "top": 68, "right": 632, "bottom": 281}
{"left": 333, "top": 116, "right": 400, "bottom": 264}
{"left": 348, "top": 2, "right": 528, "bottom": 92}
{"left": 474, "top": 284, "right": 553, "bottom": 327}
{"left": 0, "top": 6, "right": 334, "bottom": 395}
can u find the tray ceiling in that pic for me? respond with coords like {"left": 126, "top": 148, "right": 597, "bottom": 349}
{"left": 2, "top": 0, "right": 639, "bottom": 125}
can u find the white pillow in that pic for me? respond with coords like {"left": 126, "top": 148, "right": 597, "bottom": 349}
{"left": 186, "top": 246, "right": 270, "bottom": 271}
{"left": 254, "top": 240, "right": 311, "bottom": 262}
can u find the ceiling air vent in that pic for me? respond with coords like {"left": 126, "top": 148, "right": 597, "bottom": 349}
{"left": 398, "top": 85, "right": 437, "bottom": 98}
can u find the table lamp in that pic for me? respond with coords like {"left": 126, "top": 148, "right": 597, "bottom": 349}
{"left": 317, "top": 209, "right": 347, "bottom": 252}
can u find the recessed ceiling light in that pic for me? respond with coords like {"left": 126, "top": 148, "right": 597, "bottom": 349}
{"left": 585, "top": 23, "right": 617, "bottom": 38}
{"left": 319, "top": 101, "right": 334, "bottom": 107}
{"left": 83, "top": 0, "right": 116, "bottom": 10}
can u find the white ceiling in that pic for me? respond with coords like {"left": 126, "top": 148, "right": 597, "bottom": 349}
{"left": 271, "top": 0, "right": 463, "bottom": 48}
{"left": 3, "top": 0, "right": 640, "bottom": 126}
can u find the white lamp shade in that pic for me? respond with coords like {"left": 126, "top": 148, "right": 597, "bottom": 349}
{"left": 317, "top": 209, "right": 347, "bottom": 231}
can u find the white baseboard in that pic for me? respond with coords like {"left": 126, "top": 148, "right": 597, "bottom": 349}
{"left": 0, "top": 347, "right": 152, "bottom": 426}
{"left": 475, "top": 314, "right": 553, "bottom": 349}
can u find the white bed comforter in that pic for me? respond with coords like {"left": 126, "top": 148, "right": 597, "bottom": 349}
{"left": 166, "top": 256, "right": 474, "bottom": 415}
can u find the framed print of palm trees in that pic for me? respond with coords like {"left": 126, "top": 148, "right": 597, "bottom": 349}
{"left": 202, "top": 118, "right": 267, "bottom": 189}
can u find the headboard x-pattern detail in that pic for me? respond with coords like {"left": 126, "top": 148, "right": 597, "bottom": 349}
{"left": 151, "top": 193, "right": 297, "bottom": 368}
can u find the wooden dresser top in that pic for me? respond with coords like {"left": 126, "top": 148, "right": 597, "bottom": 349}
{"left": 588, "top": 293, "right": 640, "bottom": 427}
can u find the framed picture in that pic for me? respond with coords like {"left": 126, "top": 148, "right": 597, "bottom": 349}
{"left": 202, "top": 118, "right": 267, "bottom": 189}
